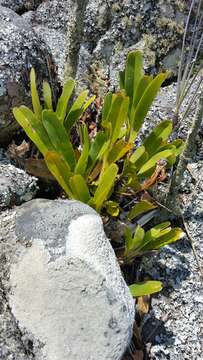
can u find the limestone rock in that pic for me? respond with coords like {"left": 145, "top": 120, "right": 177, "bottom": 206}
{"left": 0, "top": 199, "right": 135, "bottom": 360}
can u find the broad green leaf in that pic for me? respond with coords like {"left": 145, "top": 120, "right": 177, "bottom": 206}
{"left": 43, "top": 81, "right": 53, "bottom": 110}
{"left": 141, "top": 228, "right": 185, "bottom": 252}
{"left": 129, "top": 281, "right": 163, "bottom": 297}
{"left": 132, "top": 75, "right": 153, "bottom": 109}
{"left": 56, "top": 79, "right": 75, "bottom": 122}
{"left": 64, "top": 90, "right": 88, "bottom": 131}
{"left": 144, "top": 120, "right": 173, "bottom": 156}
{"left": 92, "top": 164, "right": 118, "bottom": 211}
{"left": 102, "top": 92, "right": 113, "bottom": 125}
{"left": 105, "top": 200, "right": 120, "bottom": 217}
{"left": 75, "top": 125, "right": 89, "bottom": 176}
{"left": 125, "top": 51, "right": 144, "bottom": 101}
{"left": 108, "top": 140, "right": 133, "bottom": 164}
{"left": 30, "top": 68, "right": 42, "bottom": 119}
{"left": 128, "top": 200, "right": 157, "bottom": 221}
{"left": 138, "top": 149, "right": 174, "bottom": 176}
{"left": 132, "top": 72, "right": 169, "bottom": 134}
{"left": 69, "top": 174, "right": 91, "bottom": 203}
{"left": 110, "top": 94, "right": 129, "bottom": 145}
{"left": 13, "top": 106, "right": 53, "bottom": 155}
{"left": 130, "top": 145, "right": 148, "bottom": 170}
{"left": 45, "top": 151, "right": 73, "bottom": 198}
{"left": 42, "top": 110, "right": 76, "bottom": 170}
{"left": 132, "top": 225, "right": 145, "bottom": 250}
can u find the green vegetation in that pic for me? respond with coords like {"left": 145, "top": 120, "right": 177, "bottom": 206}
{"left": 13, "top": 50, "right": 185, "bottom": 297}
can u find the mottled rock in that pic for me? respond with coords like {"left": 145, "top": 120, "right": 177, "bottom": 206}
{"left": 0, "top": 199, "right": 135, "bottom": 360}
{"left": 0, "top": 6, "right": 57, "bottom": 146}
{"left": 0, "top": 0, "right": 41, "bottom": 13}
{"left": 65, "top": 0, "right": 189, "bottom": 90}
{"left": 31, "top": 0, "right": 69, "bottom": 82}
{"left": 0, "top": 163, "right": 38, "bottom": 210}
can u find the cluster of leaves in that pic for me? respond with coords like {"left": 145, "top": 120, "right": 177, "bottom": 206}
{"left": 13, "top": 51, "right": 185, "bottom": 297}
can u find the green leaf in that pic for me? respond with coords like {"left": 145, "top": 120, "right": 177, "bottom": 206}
{"left": 108, "top": 140, "right": 133, "bottom": 164}
{"left": 91, "top": 163, "right": 118, "bottom": 211}
{"left": 119, "top": 70, "right": 125, "bottom": 89}
{"left": 56, "top": 79, "right": 75, "bottom": 122}
{"left": 13, "top": 106, "right": 53, "bottom": 155}
{"left": 43, "top": 81, "right": 53, "bottom": 110}
{"left": 125, "top": 225, "right": 145, "bottom": 255}
{"left": 141, "top": 227, "right": 185, "bottom": 252}
{"left": 144, "top": 120, "right": 173, "bottom": 156}
{"left": 124, "top": 227, "right": 133, "bottom": 253}
{"left": 129, "top": 281, "right": 163, "bottom": 297}
{"left": 87, "top": 132, "right": 108, "bottom": 173}
{"left": 132, "top": 72, "right": 169, "bottom": 134}
{"left": 69, "top": 174, "right": 91, "bottom": 203}
{"left": 110, "top": 93, "right": 129, "bottom": 145}
{"left": 83, "top": 95, "right": 96, "bottom": 111}
{"left": 75, "top": 125, "right": 90, "bottom": 176}
{"left": 125, "top": 50, "right": 144, "bottom": 101}
{"left": 138, "top": 149, "right": 174, "bottom": 176}
{"left": 42, "top": 110, "right": 76, "bottom": 171}
{"left": 102, "top": 92, "right": 113, "bottom": 125}
{"left": 128, "top": 200, "right": 157, "bottom": 220}
{"left": 132, "top": 75, "right": 153, "bottom": 109}
{"left": 105, "top": 200, "right": 120, "bottom": 217}
{"left": 30, "top": 68, "right": 42, "bottom": 119}
{"left": 130, "top": 145, "right": 149, "bottom": 170}
{"left": 45, "top": 151, "right": 73, "bottom": 198}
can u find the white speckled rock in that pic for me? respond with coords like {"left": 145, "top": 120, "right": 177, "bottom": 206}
{"left": 1, "top": 199, "right": 134, "bottom": 360}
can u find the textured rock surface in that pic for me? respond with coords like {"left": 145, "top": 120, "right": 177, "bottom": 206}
{"left": 139, "top": 81, "right": 203, "bottom": 359}
{"left": 0, "top": 199, "right": 135, "bottom": 360}
{"left": 0, "top": 0, "right": 41, "bottom": 12}
{"left": 0, "top": 5, "right": 57, "bottom": 146}
{"left": 65, "top": 0, "right": 188, "bottom": 91}
{"left": 0, "top": 162, "right": 38, "bottom": 210}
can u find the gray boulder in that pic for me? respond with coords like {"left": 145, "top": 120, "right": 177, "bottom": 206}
{"left": 0, "top": 6, "right": 57, "bottom": 146}
{"left": 0, "top": 199, "right": 135, "bottom": 360}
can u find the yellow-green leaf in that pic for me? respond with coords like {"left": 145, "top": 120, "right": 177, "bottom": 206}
{"left": 128, "top": 200, "right": 157, "bottom": 220}
{"left": 75, "top": 125, "right": 89, "bottom": 176}
{"left": 69, "top": 174, "right": 91, "bottom": 203}
{"left": 129, "top": 281, "right": 163, "bottom": 297}
{"left": 30, "top": 68, "right": 42, "bottom": 119}
{"left": 13, "top": 106, "right": 53, "bottom": 155}
{"left": 138, "top": 149, "right": 174, "bottom": 176}
{"left": 132, "top": 72, "right": 169, "bottom": 134}
{"left": 45, "top": 151, "right": 73, "bottom": 198}
{"left": 56, "top": 79, "right": 75, "bottom": 122}
{"left": 42, "top": 110, "right": 76, "bottom": 170}
{"left": 108, "top": 140, "right": 133, "bottom": 164}
{"left": 92, "top": 163, "right": 118, "bottom": 211}
{"left": 105, "top": 200, "right": 120, "bottom": 217}
{"left": 43, "top": 81, "right": 53, "bottom": 110}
